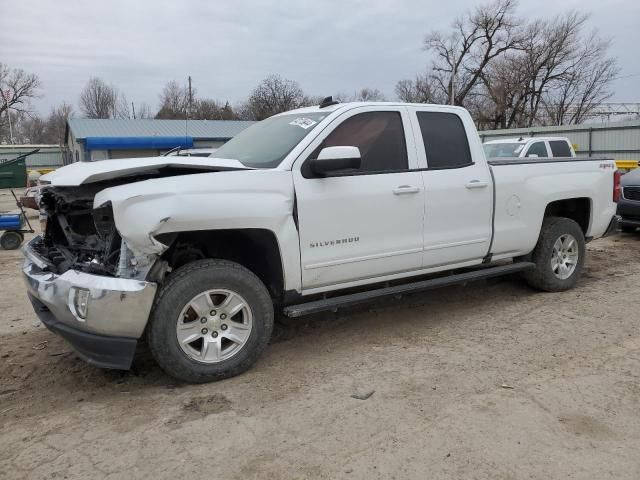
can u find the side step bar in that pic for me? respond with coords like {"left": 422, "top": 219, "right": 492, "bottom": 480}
{"left": 283, "top": 262, "right": 535, "bottom": 318}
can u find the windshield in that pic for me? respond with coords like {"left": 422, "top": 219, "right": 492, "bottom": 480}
{"left": 211, "top": 112, "right": 328, "bottom": 167}
{"left": 483, "top": 143, "right": 525, "bottom": 158}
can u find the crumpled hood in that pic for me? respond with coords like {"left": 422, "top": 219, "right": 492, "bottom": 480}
{"left": 41, "top": 156, "right": 250, "bottom": 186}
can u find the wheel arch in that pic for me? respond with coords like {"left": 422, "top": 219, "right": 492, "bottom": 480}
{"left": 543, "top": 197, "right": 592, "bottom": 235}
{"left": 156, "top": 228, "right": 286, "bottom": 300}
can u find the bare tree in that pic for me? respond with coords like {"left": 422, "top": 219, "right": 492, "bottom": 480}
{"left": 46, "top": 102, "right": 74, "bottom": 144}
{"left": 516, "top": 13, "right": 592, "bottom": 126}
{"left": 114, "top": 92, "right": 131, "bottom": 119}
{"left": 395, "top": 75, "right": 440, "bottom": 103}
{"left": 5, "top": 102, "right": 74, "bottom": 144}
{"left": 477, "top": 54, "right": 532, "bottom": 128}
{"left": 79, "top": 77, "right": 119, "bottom": 119}
{"left": 13, "top": 112, "right": 46, "bottom": 144}
{"left": 480, "top": 12, "right": 618, "bottom": 127}
{"left": 336, "top": 88, "right": 387, "bottom": 102}
{"left": 0, "top": 63, "right": 41, "bottom": 117}
{"left": 0, "top": 63, "right": 41, "bottom": 140}
{"left": 220, "top": 101, "right": 236, "bottom": 120}
{"left": 156, "top": 80, "right": 190, "bottom": 119}
{"left": 246, "top": 75, "right": 309, "bottom": 120}
{"left": 425, "top": 0, "right": 521, "bottom": 106}
{"left": 192, "top": 99, "right": 222, "bottom": 119}
{"left": 134, "top": 102, "right": 153, "bottom": 119}
{"left": 540, "top": 30, "right": 619, "bottom": 125}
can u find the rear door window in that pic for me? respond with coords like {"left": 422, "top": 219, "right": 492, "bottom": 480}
{"left": 526, "top": 142, "right": 549, "bottom": 158}
{"left": 549, "top": 141, "right": 572, "bottom": 158}
{"left": 416, "top": 112, "right": 472, "bottom": 169}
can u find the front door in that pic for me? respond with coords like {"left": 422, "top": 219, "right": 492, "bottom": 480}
{"left": 293, "top": 107, "right": 425, "bottom": 291}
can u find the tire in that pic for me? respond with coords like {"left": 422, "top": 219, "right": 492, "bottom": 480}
{"left": 0, "top": 231, "right": 23, "bottom": 250}
{"left": 523, "top": 217, "right": 586, "bottom": 292}
{"left": 147, "top": 259, "right": 274, "bottom": 383}
{"left": 621, "top": 224, "right": 637, "bottom": 233}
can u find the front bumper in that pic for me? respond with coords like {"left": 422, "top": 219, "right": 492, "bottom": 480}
{"left": 22, "top": 236, "right": 157, "bottom": 369}
{"left": 617, "top": 197, "right": 640, "bottom": 228}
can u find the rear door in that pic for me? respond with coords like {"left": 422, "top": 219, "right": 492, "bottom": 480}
{"left": 524, "top": 141, "right": 549, "bottom": 158}
{"left": 409, "top": 108, "right": 493, "bottom": 267}
{"left": 293, "top": 106, "right": 425, "bottom": 291}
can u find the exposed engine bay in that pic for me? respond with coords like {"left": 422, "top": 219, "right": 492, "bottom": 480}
{"left": 36, "top": 183, "right": 123, "bottom": 276}
{"left": 33, "top": 164, "right": 233, "bottom": 277}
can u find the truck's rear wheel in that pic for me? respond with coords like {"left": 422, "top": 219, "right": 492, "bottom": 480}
{"left": 524, "top": 217, "right": 585, "bottom": 292}
{"left": 147, "top": 259, "right": 274, "bottom": 383}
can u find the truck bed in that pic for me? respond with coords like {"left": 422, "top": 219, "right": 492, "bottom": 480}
{"left": 488, "top": 156, "right": 617, "bottom": 261}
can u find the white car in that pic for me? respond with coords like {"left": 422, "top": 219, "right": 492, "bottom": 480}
{"left": 483, "top": 137, "right": 576, "bottom": 159}
{"left": 24, "top": 100, "right": 619, "bottom": 383}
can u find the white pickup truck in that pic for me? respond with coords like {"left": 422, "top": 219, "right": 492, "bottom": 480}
{"left": 22, "top": 100, "right": 620, "bottom": 383}
{"left": 483, "top": 136, "right": 576, "bottom": 159}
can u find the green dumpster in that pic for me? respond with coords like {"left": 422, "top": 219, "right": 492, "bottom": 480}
{"left": 0, "top": 156, "right": 29, "bottom": 188}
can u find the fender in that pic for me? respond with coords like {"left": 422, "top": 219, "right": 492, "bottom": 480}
{"left": 94, "top": 169, "right": 302, "bottom": 291}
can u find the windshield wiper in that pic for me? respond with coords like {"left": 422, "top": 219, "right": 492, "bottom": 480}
{"left": 163, "top": 147, "right": 181, "bottom": 156}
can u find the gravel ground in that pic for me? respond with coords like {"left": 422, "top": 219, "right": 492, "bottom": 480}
{"left": 1, "top": 188, "right": 639, "bottom": 479}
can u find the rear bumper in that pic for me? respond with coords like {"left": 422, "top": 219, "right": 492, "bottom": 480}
{"left": 22, "top": 236, "right": 157, "bottom": 370}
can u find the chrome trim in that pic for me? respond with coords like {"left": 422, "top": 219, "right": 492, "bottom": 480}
{"left": 22, "top": 237, "right": 157, "bottom": 338}
{"left": 21, "top": 236, "right": 52, "bottom": 270}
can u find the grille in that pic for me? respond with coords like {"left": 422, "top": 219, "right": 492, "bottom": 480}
{"left": 623, "top": 186, "right": 640, "bottom": 201}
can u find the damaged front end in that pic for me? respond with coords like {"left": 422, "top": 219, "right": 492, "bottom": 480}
{"left": 22, "top": 183, "right": 160, "bottom": 369}
{"left": 37, "top": 185, "right": 122, "bottom": 276}
{"left": 35, "top": 184, "right": 159, "bottom": 280}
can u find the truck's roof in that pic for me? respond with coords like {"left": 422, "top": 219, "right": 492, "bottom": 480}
{"left": 484, "top": 136, "right": 571, "bottom": 145}
{"left": 280, "top": 101, "right": 469, "bottom": 116}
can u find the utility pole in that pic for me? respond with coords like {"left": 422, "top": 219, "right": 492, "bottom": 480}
{"left": 131, "top": 102, "right": 136, "bottom": 119}
{"left": 450, "top": 52, "right": 456, "bottom": 106}
{"left": 188, "top": 76, "right": 193, "bottom": 119}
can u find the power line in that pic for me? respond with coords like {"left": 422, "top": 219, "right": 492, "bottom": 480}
{"left": 612, "top": 72, "right": 640, "bottom": 80}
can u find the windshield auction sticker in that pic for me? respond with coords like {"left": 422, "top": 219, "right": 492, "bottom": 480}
{"left": 289, "top": 117, "right": 317, "bottom": 129}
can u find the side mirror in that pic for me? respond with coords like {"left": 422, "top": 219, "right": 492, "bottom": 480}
{"left": 309, "top": 146, "right": 361, "bottom": 176}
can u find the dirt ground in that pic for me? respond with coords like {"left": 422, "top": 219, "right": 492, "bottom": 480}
{"left": 1, "top": 187, "right": 639, "bottom": 479}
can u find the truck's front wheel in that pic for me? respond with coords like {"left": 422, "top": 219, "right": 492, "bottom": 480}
{"left": 147, "top": 259, "right": 274, "bottom": 383}
{"left": 524, "top": 217, "right": 586, "bottom": 292}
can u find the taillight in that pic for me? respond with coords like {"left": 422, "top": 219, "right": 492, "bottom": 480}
{"left": 613, "top": 170, "right": 621, "bottom": 202}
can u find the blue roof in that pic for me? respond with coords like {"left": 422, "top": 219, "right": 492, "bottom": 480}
{"left": 85, "top": 136, "right": 194, "bottom": 150}
{"left": 67, "top": 118, "right": 254, "bottom": 141}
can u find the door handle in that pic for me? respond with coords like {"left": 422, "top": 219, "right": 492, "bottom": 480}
{"left": 465, "top": 180, "right": 488, "bottom": 189}
{"left": 393, "top": 185, "right": 420, "bottom": 195}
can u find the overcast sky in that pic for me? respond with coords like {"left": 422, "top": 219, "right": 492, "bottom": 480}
{"left": 1, "top": 0, "right": 639, "bottom": 115}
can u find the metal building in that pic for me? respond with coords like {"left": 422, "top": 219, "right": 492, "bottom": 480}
{"left": 65, "top": 118, "right": 255, "bottom": 163}
{"left": 479, "top": 119, "right": 640, "bottom": 163}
